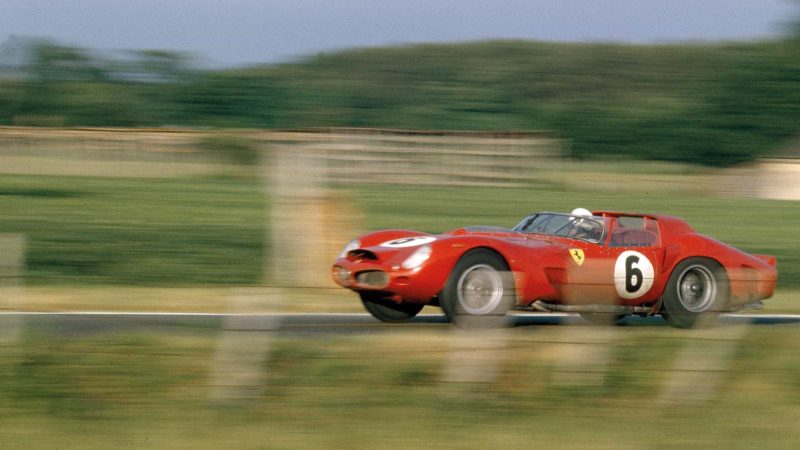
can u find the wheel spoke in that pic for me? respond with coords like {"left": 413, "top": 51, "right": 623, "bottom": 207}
{"left": 456, "top": 264, "right": 504, "bottom": 315}
{"left": 676, "top": 265, "right": 716, "bottom": 313}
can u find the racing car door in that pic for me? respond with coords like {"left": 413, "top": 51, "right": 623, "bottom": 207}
{"left": 557, "top": 215, "right": 662, "bottom": 306}
{"left": 604, "top": 216, "right": 663, "bottom": 305}
{"left": 545, "top": 216, "right": 618, "bottom": 304}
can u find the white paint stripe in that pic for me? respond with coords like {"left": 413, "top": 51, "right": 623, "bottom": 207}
{"left": 728, "top": 314, "right": 800, "bottom": 319}
{"left": 0, "top": 311, "right": 795, "bottom": 320}
{"left": 0, "top": 311, "right": 572, "bottom": 318}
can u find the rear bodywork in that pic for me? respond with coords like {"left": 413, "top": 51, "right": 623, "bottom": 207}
{"left": 331, "top": 211, "right": 777, "bottom": 313}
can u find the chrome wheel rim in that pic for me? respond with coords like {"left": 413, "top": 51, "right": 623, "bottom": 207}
{"left": 676, "top": 264, "right": 716, "bottom": 312}
{"left": 456, "top": 264, "right": 504, "bottom": 315}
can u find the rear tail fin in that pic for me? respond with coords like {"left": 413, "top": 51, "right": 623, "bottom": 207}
{"left": 754, "top": 254, "right": 777, "bottom": 267}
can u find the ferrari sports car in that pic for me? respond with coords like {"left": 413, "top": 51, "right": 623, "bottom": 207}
{"left": 331, "top": 209, "right": 777, "bottom": 328}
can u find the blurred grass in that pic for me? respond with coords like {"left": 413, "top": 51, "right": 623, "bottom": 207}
{"left": 1, "top": 325, "right": 799, "bottom": 448}
{"left": 0, "top": 168, "right": 797, "bottom": 281}
{"left": 5, "top": 286, "right": 361, "bottom": 313}
{"left": 0, "top": 174, "right": 266, "bottom": 285}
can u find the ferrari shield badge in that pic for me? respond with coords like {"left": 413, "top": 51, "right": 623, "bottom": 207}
{"left": 569, "top": 249, "right": 585, "bottom": 266}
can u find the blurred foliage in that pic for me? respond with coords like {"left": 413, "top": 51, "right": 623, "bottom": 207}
{"left": 197, "top": 134, "right": 260, "bottom": 166}
{"left": 2, "top": 39, "right": 800, "bottom": 165}
{"left": 2, "top": 327, "right": 800, "bottom": 448}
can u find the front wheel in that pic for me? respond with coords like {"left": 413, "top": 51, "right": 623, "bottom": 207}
{"left": 360, "top": 292, "right": 424, "bottom": 323}
{"left": 661, "top": 257, "right": 729, "bottom": 328}
{"left": 440, "top": 249, "right": 515, "bottom": 328}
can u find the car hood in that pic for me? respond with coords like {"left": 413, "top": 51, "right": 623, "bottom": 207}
{"left": 444, "top": 226, "right": 521, "bottom": 238}
{"left": 354, "top": 226, "right": 556, "bottom": 254}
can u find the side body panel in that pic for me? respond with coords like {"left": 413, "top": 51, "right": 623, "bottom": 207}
{"left": 660, "top": 233, "right": 778, "bottom": 308}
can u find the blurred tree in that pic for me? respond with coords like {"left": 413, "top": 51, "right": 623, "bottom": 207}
{"left": 3, "top": 37, "right": 800, "bottom": 164}
{"left": 25, "top": 41, "right": 107, "bottom": 82}
{"left": 177, "top": 69, "right": 291, "bottom": 128}
{"left": 122, "top": 50, "right": 194, "bottom": 83}
{"left": 11, "top": 42, "right": 104, "bottom": 125}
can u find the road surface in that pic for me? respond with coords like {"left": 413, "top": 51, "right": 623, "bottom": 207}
{"left": 1, "top": 311, "right": 798, "bottom": 336}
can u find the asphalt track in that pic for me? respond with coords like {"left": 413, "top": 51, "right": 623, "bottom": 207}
{"left": 1, "top": 312, "right": 799, "bottom": 336}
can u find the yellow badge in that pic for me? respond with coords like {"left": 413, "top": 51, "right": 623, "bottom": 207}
{"left": 570, "top": 249, "right": 585, "bottom": 266}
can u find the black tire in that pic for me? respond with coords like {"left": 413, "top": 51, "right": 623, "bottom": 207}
{"left": 440, "top": 249, "right": 515, "bottom": 328}
{"left": 661, "top": 257, "right": 729, "bottom": 329}
{"left": 360, "top": 292, "right": 424, "bottom": 323}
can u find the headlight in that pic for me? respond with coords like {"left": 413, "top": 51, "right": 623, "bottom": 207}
{"left": 338, "top": 239, "right": 360, "bottom": 258}
{"left": 401, "top": 245, "right": 432, "bottom": 270}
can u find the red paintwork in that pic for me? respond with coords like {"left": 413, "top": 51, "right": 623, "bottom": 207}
{"left": 331, "top": 211, "right": 778, "bottom": 312}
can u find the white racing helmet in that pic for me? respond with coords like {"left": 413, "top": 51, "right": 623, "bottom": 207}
{"left": 570, "top": 207, "right": 593, "bottom": 217}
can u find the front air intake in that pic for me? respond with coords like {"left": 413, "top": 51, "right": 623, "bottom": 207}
{"left": 348, "top": 249, "right": 378, "bottom": 262}
{"left": 356, "top": 270, "right": 389, "bottom": 288}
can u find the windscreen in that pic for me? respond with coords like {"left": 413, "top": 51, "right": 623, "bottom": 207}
{"left": 513, "top": 213, "right": 605, "bottom": 243}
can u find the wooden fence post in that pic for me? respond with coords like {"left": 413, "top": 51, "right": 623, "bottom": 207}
{"left": 0, "top": 234, "right": 24, "bottom": 343}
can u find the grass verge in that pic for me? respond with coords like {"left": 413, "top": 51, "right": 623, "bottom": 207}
{"left": 0, "top": 324, "right": 799, "bottom": 448}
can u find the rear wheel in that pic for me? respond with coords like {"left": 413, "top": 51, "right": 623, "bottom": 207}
{"left": 661, "top": 257, "right": 729, "bottom": 328}
{"left": 360, "top": 292, "right": 424, "bottom": 323}
{"left": 440, "top": 249, "right": 515, "bottom": 328}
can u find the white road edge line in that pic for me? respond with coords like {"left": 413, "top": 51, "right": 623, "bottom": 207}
{"left": 0, "top": 311, "right": 796, "bottom": 319}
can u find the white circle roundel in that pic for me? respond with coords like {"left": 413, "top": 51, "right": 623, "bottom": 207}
{"left": 613, "top": 251, "right": 655, "bottom": 299}
{"left": 379, "top": 236, "right": 436, "bottom": 248}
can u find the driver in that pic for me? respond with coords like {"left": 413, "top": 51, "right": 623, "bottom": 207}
{"left": 570, "top": 208, "right": 601, "bottom": 241}
{"left": 575, "top": 220, "right": 600, "bottom": 241}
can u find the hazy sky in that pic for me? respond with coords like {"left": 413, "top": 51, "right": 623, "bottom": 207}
{"left": 1, "top": 0, "right": 797, "bottom": 66}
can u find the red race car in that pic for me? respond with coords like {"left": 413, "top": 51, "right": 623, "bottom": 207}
{"left": 331, "top": 208, "right": 777, "bottom": 328}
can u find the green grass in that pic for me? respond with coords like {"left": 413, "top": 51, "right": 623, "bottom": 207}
{"left": 0, "top": 174, "right": 266, "bottom": 285}
{"left": 0, "top": 172, "right": 796, "bottom": 289}
{"left": 1, "top": 324, "right": 800, "bottom": 448}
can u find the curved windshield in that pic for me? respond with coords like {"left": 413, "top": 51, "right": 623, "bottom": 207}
{"left": 513, "top": 213, "right": 605, "bottom": 243}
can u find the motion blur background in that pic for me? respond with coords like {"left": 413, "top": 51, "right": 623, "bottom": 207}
{"left": 1, "top": 1, "right": 800, "bottom": 448}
